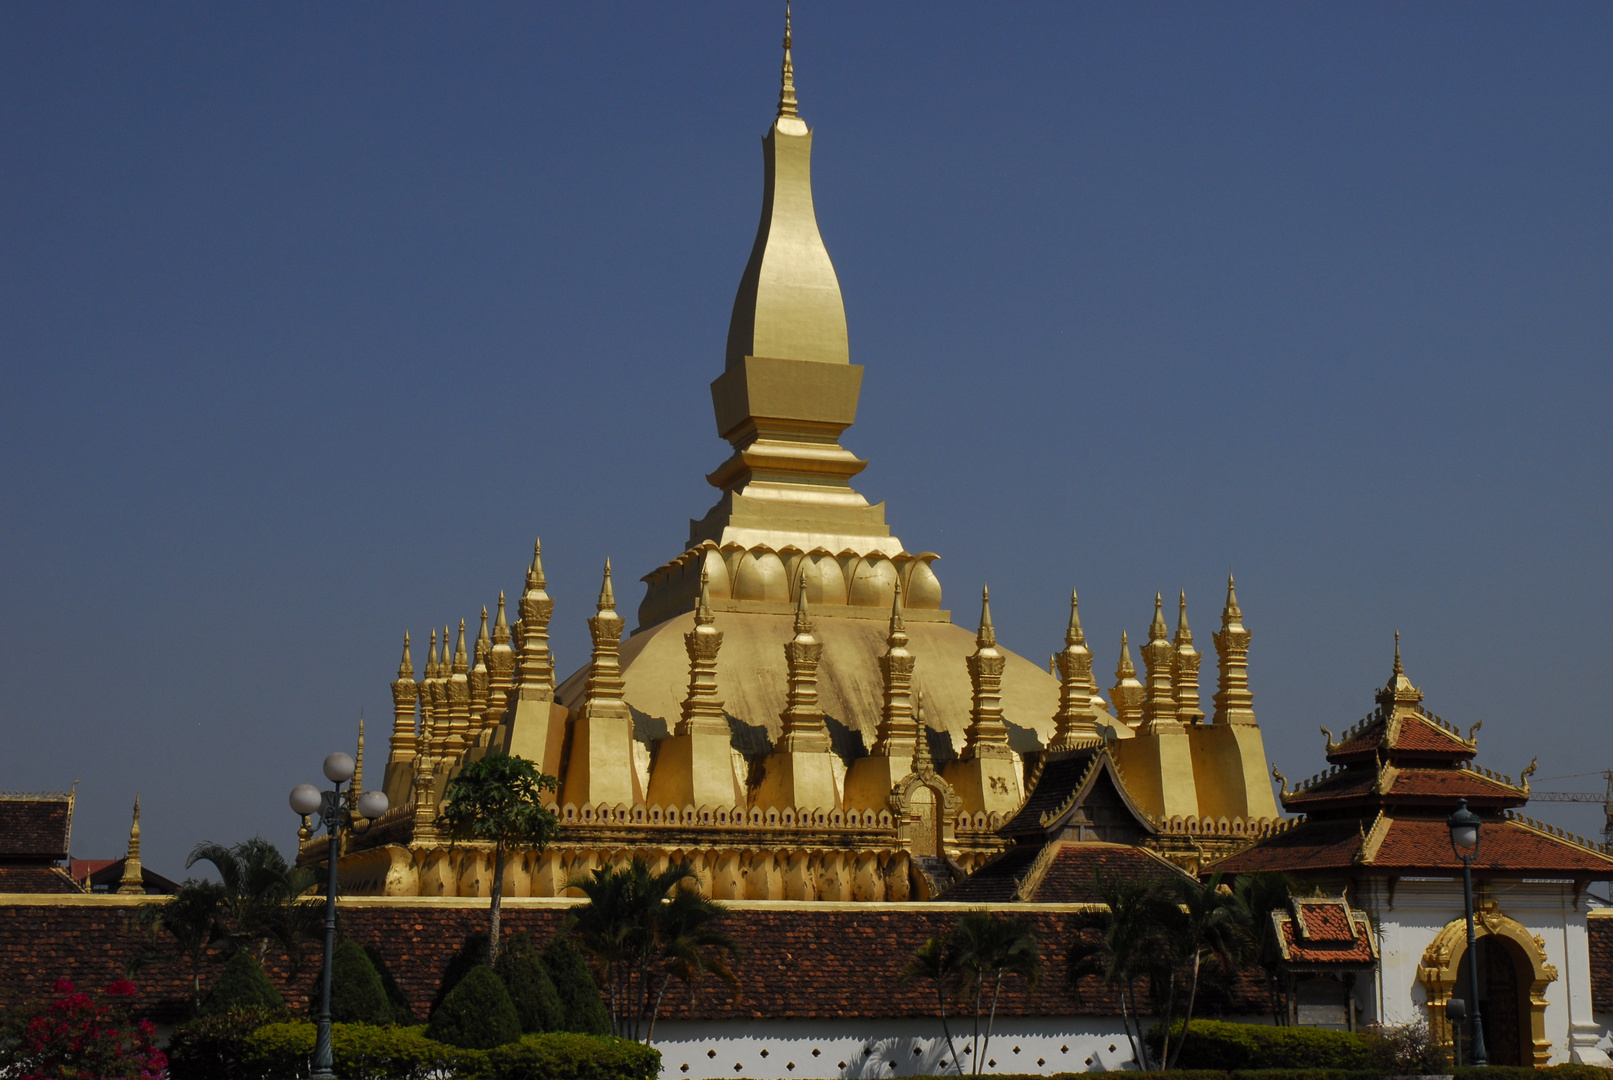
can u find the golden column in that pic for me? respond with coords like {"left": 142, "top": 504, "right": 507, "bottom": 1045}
{"left": 502, "top": 539, "right": 567, "bottom": 778}
{"left": 1049, "top": 590, "right": 1102, "bottom": 751}
{"left": 1212, "top": 575, "right": 1256, "bottom": 725}
{"left": 1173, "top": 592, "right": 1205, "bottom": 723}
{"left": 943, "top": 587, "right": 1022, "bottom": 817}
{"left": 647, "top": 570, "right": 743, "bottom": 811}
{"left": 753, "top": 576, "right": 839, "bottom": 812}
{"left": 561, "top": 561, "right": 642, "bottom": 810}
{"left": 844, "top": 583, "right": 919, "bottom": 809}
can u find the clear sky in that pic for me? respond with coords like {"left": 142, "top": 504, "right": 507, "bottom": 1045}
{"left": 3, "top": 3, "right": 1610, "bottom": 877}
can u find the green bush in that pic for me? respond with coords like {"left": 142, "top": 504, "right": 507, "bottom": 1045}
{"left": 472, "top": 1032, "right": 661, "bottom": 1080}
{"left": 324, "top": 940, "right": 396, "bottom": 1026}
{"left": 243, "top": 1021, "right": 477, "bottom": 1079}
{"left": 432, "top": 931, "right": 491, "bottom": 1013}
{"left": 543, "top": 936, "right": 610, "bottom": 1035}
{"left": 149, "top": 1004, "right": 286, "bottom": 1080}
{"left": 494, "top": 932, "right": 564, "bottom": 1034}
{"left": 1149, "top": 1019, "right": 1375, "bottom": 1070}
{"left": 202, "top": 951, "right": 285, "bottom": 1015}
{"left": 426, "top": 965, "right": 522, "bottom": 1050}
{"left": 363, "top": 943, "right": 417, "bottom": 1025}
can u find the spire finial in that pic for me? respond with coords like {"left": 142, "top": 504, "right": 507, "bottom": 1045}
{"left": 777, "top": 1, "right": 798, "bottom": 120}
{"left": 527, "top": 537, "right": 546, "bottom": 588}
{"left": 1176, "top": 590, "right": 1192, "bottom": 642}
{"left": 889, "top": 579, "right": 905, "bottom": 633}
{"left": 598, "top": 558, "right": 616, "bottom": 611}
{"left": 494, "top": 591, "right": 509, "bottom": 633}
{"left": 1065, "top": 588, "right": 1085, "bottom": 647}
{"left": 425, "top": 628, "right": 438, "bottom": 679}
{"left": 1150, "top": 592, "right": 1168, "bottom": 640}
{"left": 976, "top": 585, "right": 995, "bottom": 647}
{"left": 115, "top": 793, "right": 144, "bottom": 895}
{"left": 454, "top": 618, "right": 467, "bottom": 668}
{"left": 910, "top": 690, "right": 933, "bottom": 774}
{"left": 794, "top": 569, "right": 812, "bottom": 633}
{"left": 695, "top": 566, "right": 714, "bottom": 624}
{"left": 1393, "top": 630, "right": 1403, "bottom": 676}
{"left": 398, "top": 631, "right": 413, "bottom": 679}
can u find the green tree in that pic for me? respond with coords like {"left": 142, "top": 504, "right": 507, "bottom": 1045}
{"left": 1231, "top": 871, "right": 1296, "bottom": 1024}
{"left": 200, "top": 949, "right": 284, "bottom": 1015}
{"left": 1068, "top": 874, "right": 1183, "bottom": 1069}
{"left": 328, "top": 940, "right": 394, "bottom": 1025}
{"left": 437, "top": 753, "right": 560, "bottom": 965}
{"left": 543, "top": 936, "right": 611, "bottom": 1034}
{"left": 495, "top": 931, "right": 565, "bottom": 1033}
{"left": 1164, "top": 873, "right": 1254, "bottom": 1069}
{"left": 900, "top": 935, "right": 964, "bottom": 1075}
{"left": 567, "top": 857, "right": 741, "bottom": 1042}
{"left": 134, "top": 878, "right": 230, "bottom": 1015}
{"left": 426, "top": 965, "right": 522, "bottom": 1049}
{"left": 186, "top": 836, "right": 323, "bottom": 973}
{"left": 948, "top": 910, "right": 1041, "bottom": 1076}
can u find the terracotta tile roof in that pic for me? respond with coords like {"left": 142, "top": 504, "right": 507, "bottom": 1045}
{"left": 940, "top": 845, "right": 1041, "bottom": 902}
{"left": 1028, "top": 843, "right": 1191, "bottom": 903}
{"left": 1282, "top": 771, "right": 1378, "bottom": 806}
{"left": 0, "top": 866, "right": 84, "bottom": 893}
{"left": 0, "top": 796, "right": 73, "bottom": 860}
{"left": 1003, "top": 748, "right": 1102, "bottom": 834}
{"left": 1387, "top": 769, "right": 1522, "bottom": 801}
{"left": 1328, "top": 712, "right": 1474, "bottom": 763}
{"left": 1211, "top": 818, "right": 1366, "bottom": 874}
{"left": 1282, "top": 765, "right": 1524, "bottom": 811}
{"left": 69, "top": 859, "right": 117, "bottom": 881}
{"left": 1274, "top": 900, "right": 1376, "bottom": 967}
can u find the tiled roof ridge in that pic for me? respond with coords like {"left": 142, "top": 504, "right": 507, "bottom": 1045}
{"left": 0, "top": 791, "right": 75, "bottom": 800}
{"left": 1503, "top": 810, "right": 1613, "bottom": 862}
{"left": 1037, "top": 752, "right": 1105, "bottom": 829}
{"left": 1013, "top": 839, "right": 1067, "bottom": 901}
{"left": 1355, "top": 809, "right": 1390, "bottom": 864}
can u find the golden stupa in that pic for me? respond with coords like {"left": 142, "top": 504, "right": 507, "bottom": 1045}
{"left": 324, "top": 11, "right": 1280, "bottom": 901}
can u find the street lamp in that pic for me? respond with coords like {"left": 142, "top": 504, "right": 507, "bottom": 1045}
{"left": 290, "top": 752, "right": 388, "bottom": 1080}
{"left": 1447, "top": 797, "right": 1487, "bottom": 1067}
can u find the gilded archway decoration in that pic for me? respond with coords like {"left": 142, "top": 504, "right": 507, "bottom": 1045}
{"left": 1418, "top": 900, "right": 1558, "bottom": 1066}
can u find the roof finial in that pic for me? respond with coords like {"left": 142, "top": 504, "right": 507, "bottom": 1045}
{"left": 116, "top": 794, "right": 144, "bottom": 895}
{"left": 910, "top": 690, "right": 934, "bottom": 775}
{"left": 794, "top": 569, "right": 813, "bottom": 633}
{"left": 696, "top": 565, "right": 715, "bottom": 624}
{"left": 598, "top": 558, "right": 616, "bottom": 610}
{"left": 777, "top": 1, "right": 799, "bottom": 120}
{"left": 1393, "top": 630, "right": 1403, "bottom": 676}
{"left": 527, "top": 537, "right": 547, "bottom": 589}
{"left": 397, "top": 630, "right": 414, "bottom": 680}
{"left": 1149, "top": 592, "right": 1168, "bottom": 641}
{"left": 1065, "top": 588, "right": 1085, "bottom": 647}
{"left": 889, "top": 578, "right": 905, "bottom": 634}
{"left": 976, "top": 585, "right": 996, "bottom": 648}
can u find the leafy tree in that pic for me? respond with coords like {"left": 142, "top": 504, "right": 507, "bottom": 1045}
{"left": 543, "top": 936, "right": 611, "bottom": 1035}
{"left": 900, "top": 935, "right": 964, "bottom": 1075}
{"left": 567, "top": 857, "right": 740, "bottom": 1042}
{"left": 327, "top": 940, "right": 393, "bottom": 1025}
{"left": 425, "top": 965, "right": 522, "bottom": 1049}
{"left": 200, "top": 950, "right": 284, "bottom": 1015}
{"left": 1068, "top": 874, "right": 1183, "bottom": 1069}
{"left": 947, "top": 911, "right": 1042, "bottom": 1076}
{"left": 362, "top": 943, "right": 416, "bottom": 1025}
{"left": 1231, "top": 871, "right": 1296, "bottom": 1024}
{"left": 187, "top": 836, "right": 322, "bottom": 974}
{"left": 134, "top": 878, "right": 230, "bottom": 1015}
{"left": 437, "top": 753, "right": 560, "bottom": 965}
{"left": 1164, "top": 873, "right": 1254, "bottom": 1068}
{"left": 495, "top": 931, "right": 565, "bottom": 1033}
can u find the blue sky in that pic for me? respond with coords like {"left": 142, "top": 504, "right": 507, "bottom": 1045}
{"left": 2, "top": 3, "right": 1610, "bottom": 875}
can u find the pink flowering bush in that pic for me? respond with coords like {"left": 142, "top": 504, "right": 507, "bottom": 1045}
{"left": 8, "top": 977, "right": 167, "bottom": 1080}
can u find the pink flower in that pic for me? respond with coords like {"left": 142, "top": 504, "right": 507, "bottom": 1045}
{"left": 51, "top": 977, "right": 75, "bottom": 994}
{"left": 104, "top": 979, "right": 138, "bottom": 997}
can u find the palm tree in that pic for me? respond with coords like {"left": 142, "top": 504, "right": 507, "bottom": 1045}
{"left": 186, "top": 836, "right": 322, "bottom": 973}
{"left": 900, "top": 936, "right": 964, "bottom": 1075}
{"left": 437, "top": 752, "right": 560, "bottom": 965}
{"left": 1069, "top": 874, "right": 1182, "bottom": 1070}
{"left": 1231, "top": 871, "right": 1296, "bottom": 1024}
{"left": 1164, "top": 873, "right": 1254, "bottom": 1068}
{"left": 133, "top": 879, "right": 229, "bottom": 1015}
{"left": 948, "top": 911, "right": 1041, "bottom": 1075}
{"left": 567, "top": 857, "right": 740, "bottom": 1042}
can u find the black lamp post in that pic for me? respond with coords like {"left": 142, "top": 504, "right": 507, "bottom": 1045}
{"left": 290, "top": 753, "right": 388, "bottom": 1080}
{"left": 1447, "top": 797, "right": 1487, "bottom": 1067}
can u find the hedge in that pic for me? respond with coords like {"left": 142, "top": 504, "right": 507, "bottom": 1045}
{"left": 427, "top": 965, "right": 522, "bottom": 1049}
{"left": 1147, "top": 1020, "right": 1376, "bottom": 1070}
{"left": 469, "top": 1032, "right": 660, "bottom": 1080}
{"left": 164, "top": 1005, "right": 287, "bottom": 1080}
{"left": 243, "top": 1021, "right": 474, "bottom": 1079}
{"left": 328, "top": 940, "right": 396, "bottom": 1026}
{"left": 201, "top": 951, "right": 285, "bottom": 1015}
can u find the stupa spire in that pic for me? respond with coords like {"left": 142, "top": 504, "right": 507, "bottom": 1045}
{"left": 1051, "top": 589, "right": 1101, "bottom": 750}
{"left": 115, "top": 794, "right": 144, "bottom": 895}
{"left": 677, "top": 569, "right": 727, "bottom": 736}
{"left": 910, "top": 691, "right": 934, "bottom": 776}
{"left": 485, "top": 591, "right": 516, "bottom": 723}
{"left": 1172, "top": 591, "right": 1204, "bottom": 723}
{"left": 1140, "top": 593, "right": 1179, "bottom": 731}
{"left": 961, "top": 585, "right": 1011, "bottom": 758}
{"left": 777, "top": 2, "right": 798, "bottom": 120}
{"left": 1111, "top": 630, "right": 1145, "bottom": 725}
{"left": 1211, "top": 574, "right": 1257, "bottom": 725}
{"left": 516, "top": 537, "right": 556, "bottom": 702}
{"left": 469, "top": 606, "right": 491, "bottom": 725}
{"left": 872, "top": 581, "right": 918, "bottom": 758}
{"left": 1377, "top": 630, "right": 1423, "bottom": 710}
{"left": 389, "top": 631, "right": 419, "bottom": 767}
{"left": 778, "top": 571, "right": 830, "bottom": 752}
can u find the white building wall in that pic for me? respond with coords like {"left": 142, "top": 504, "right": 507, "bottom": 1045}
{"left": 1356, "top": 877, "right": 1612, "bottom": 1065}
{"left": 651, "top": 1016, "right": 1147, "bottom": 1079}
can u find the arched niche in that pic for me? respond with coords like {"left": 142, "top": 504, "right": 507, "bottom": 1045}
{"left": 1418, "top": 901, "right": 1558, "bottom": 1066}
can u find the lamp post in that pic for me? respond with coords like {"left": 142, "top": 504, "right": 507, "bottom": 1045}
{"left": 290, "top": 753, "right": 388, "bottom": 1080}
{"left": 1447, "top": 798, "right": 1487, "bottom": 1067}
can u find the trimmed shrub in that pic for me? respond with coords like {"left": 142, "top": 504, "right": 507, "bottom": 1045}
{"left": 165, "top": 1004, "right": 285, "bottom": 1080}
{"left": 328, "top": 940, "right": 395, "bottom": 1026}
{"left": 363, "top": 943, "right": 417, "bottom": 1025}
{"left": 243, "top": 1021, "right": 476, "bottom": 1079}
{"left": 495, "top": 932, "right": 564, "bottom": 1034}
{"left": 543, "top": 936, "right": 610, "bottom": 1035}
{"left": 432, "top": 931, "right": 491, "bottom": 1013}
{"left": 201, "top": 951, "right": 284, "bottom": 1015}
{"left": 426, "top": 965, "right": 522, "bottom": 1050}
{"left": 475, "top": 1032, "right": 661, "bottom": 1080}
{"left": 1149, "top": 1019, "right": 1375, "bottom": 1070}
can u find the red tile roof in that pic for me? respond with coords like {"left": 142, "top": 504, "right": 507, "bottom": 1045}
{"left": 1274, "top": 900, "right": 1376, "bottom": 967}
{"left": 0, "top": 866, "right": 84, "bottom": 894}
{"left": 0, "top": 796, "right": 73, "bottom": 860}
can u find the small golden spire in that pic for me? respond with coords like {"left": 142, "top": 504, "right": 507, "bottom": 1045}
{"left": 778, "top": 568, "right": 828, "bottom": 752}
{"left": 1150, "top": 593, "right": 1168, "bottom": 641}
{"left": 962, "top": 584, "right": 1010, "bottom": 758}
{"left": 976, "top": 585, "right": 996, "bottom": 648}
{"left": 425, "top": 628, "right": 438, "bottom": 680}
{"left": 872, "top": 580, "right": 917, "bottom": 759}
{"left": 1051, "top": 588, "right": 1101, "bottom": 750}
{"left": 528, "top": 538, "right": 547, "bottom": 589}
{"left": 398, "top": 630, "right": 414, "bottom": 680}
{"left": 516, "top": 535, "right": 556, "bottom": 701}
{"left": 794, "top": 569, "right": 813, "bottom": 634}
{"left": 1173, "top": 591, "right": 1204, "bottom": 723}
{"left": 1111, "top": 630, "right": 1145, "bottom": 726}
{"left": 677, "top": 566, "right": 726, "bottom": 735}
{"left": 349, "top": 717, "right": 365, "bottom": 808}
{"left": 1393, "top": 630, "right": 1403, "bottom": 676}
{"left": 1117, "top": 631, "right": 1136, "bottom": 680}
{"left": 442, "top": 624, "right": 452, "bottom": 671}
{"left": 1066, "top": 588, "right": 1085, "bottom": 647}
{"left": 695, "top": 566, "right": 715, "bottom": 624}
{"left": 890, "top": 577, "right": 906, "bottom": 635}
{"left": 494, "top": 591, "right": 510, "bottom": 641}
{"left": 777, "top": 1, "right": 799, "bottom": 120}
{"left": 910, "top": 691, "right": 934, "bottom": 776}
{"left": 115, "top": 794, "right": 144, "bottom": 895}
{"left": 599, "top": 558, "right": 616, "bottom": 611}
{"left": 453, "top": 619, "right": 468, "bottom": 674}
{"left": 478, "top": 606, "right": 490, "bottom": 652}
{"left": 1212, "top": 573, "right": 1256, "bottom": 725}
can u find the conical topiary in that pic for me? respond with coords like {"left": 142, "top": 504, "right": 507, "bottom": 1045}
{"left": 543, "top": 936, "right": 610, "bottom": 1035}
{"left": 494, "top": 931, "right": 564, "bottom": 1033}
{"left": 200, "top": 950, "right": 284, "bottom": 1015}
{"left": 327, "top": 940, "right": 394, "bottom": 1025}
{"left": 426, "top": 965, "right": 522, "bottom": 1049}
{"left": 363, "top": 943, "right": 416, "bottom": 1025}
